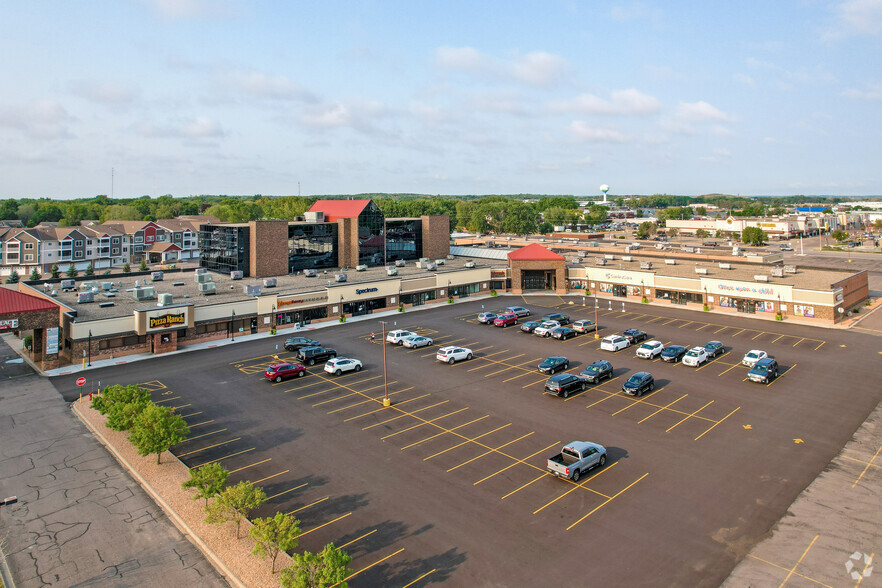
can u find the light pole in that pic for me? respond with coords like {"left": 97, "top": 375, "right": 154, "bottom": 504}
{"left": 380, "top": 320, "right": 390, "bottom": 407}
{"left": 271, "top": 304, "right": 276, "bottom": 334}
{"left": 594, "top": 293, "right": 600, "bottom": 339}
{"left": 87, "top": 330, "right": 92, "bottom": 366}
{"left": 231, "top": 309, "right": 235, "bottom": 340}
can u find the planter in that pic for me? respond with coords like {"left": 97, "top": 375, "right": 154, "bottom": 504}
{"left": 339, "top": 315, "right": 346, "bottom": 323}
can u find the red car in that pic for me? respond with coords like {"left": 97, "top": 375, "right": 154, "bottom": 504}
{"left": 493, "top": 313, "right": 519, "bottom": 327}
{"left": 265, "top": 362, "right": 306, "bottom": 382}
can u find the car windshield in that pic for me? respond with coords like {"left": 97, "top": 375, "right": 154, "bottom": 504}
{"left": 640, "top": 343, "right": 655, "bottom": 349}
{"left": 753, "top": 363, "right": 770, "bottom": 372}
{"left": 585, "top": 366, "right": 600, "bottom": 373}
{"left": 686, "top": 350, "right": 700, "bottom": 357}
{"left": 747, "top": 352, "right": 760, "bottom": 359}
{"left": 627, "top": 375, "right": 643, "bottom": 384}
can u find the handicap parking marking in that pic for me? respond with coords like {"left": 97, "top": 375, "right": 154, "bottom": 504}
{"left": 138, "top": 380, "right": 168, "bottom": 391}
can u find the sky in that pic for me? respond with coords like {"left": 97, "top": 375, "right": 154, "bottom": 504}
{"left": 1, "top": 1, "right": 881, "bottom": 199}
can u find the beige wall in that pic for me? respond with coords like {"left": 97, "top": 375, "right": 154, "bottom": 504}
{"left": 653, "top": 275, "right": 703, "bottom": 292}
{"left": 69, "top": 316, "right": 135, "bottom": 339}
{"left": 194, "top": 300, "right": 258, "bottom": 322}
{"left": 585, "top": 267, "right": 655, "bottom": 287}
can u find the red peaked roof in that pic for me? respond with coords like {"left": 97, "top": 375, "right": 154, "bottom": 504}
{"left": 507, "top": 243, "right": 566, "bottom": 261}
{"left": 308, "top": 200, "right": 371, "bottom": 222}
{"left": 0, "top": 288, "right": 60, "bottom": 315}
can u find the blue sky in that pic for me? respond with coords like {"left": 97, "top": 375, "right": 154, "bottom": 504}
{"left": 1, "top": 1, "right": 880, "bottom": 199}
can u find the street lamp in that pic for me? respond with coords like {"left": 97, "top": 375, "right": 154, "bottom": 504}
{"left": 271, "top": 304, "right": 276, "bottom": 333}
{"left": 380, "top": 320, "right": 390, "bottom": 407}
{"left": 231, "top": 309, "right": 235, "bottom": 340}
{"left": 594, "top": 292, "right": 600, "bottom": 339}
{"left": 87, "top": 330, "right": 92, "bottom": 366}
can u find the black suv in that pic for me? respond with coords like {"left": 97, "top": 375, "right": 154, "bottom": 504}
{"left": 284, "top": 336, "right": 321, "bottom": 352}
{"left": 541, "top": 313, "right": 570, "bottom": 325}
{"left": 622, "top": 372, "right": 655, "bottom": 396}
{"left": 623, "top": 329, "right": 648, "bottom": 344}
{"left": 580, "top": 360, "right": 613, "bottom": 383}
{"left": 544, "top": 373, "right": 586, "bottom": 398}
{"left": 296, "top": 346, "right": 337, "bottom": 365}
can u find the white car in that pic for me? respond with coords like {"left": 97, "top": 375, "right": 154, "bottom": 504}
{"left": 533, "top": 321, "right": 561, "bottom": 337}
{"left": 436, "top": 346, "right": 473, "bottom": 364}
{"left": 386, "top": 330, "right": 416, "bottom": 345}
{"left": 635, "top": 340, "right": 664, "bottom": 359}
{"left": 600, "top": 335, "right": 630, "bottom": 352}
{"left": 682, "top": 347, "right": 709, "bottom": 367}
{"left": 402, "top": 335, "right": 433, "bottom": 349}
{"left": 324, "top": 358, "right": 363, "bottom": 376}
{"left": 741, "top": 349, "right": 768, "bottom": 367}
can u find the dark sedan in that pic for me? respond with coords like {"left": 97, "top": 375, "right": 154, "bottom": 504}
{"left": 551, "top": 327, "right": 578, "bottom": 340}
{"left": 538, "top": 356, "right": 569, "bottom": 374}
{"left": 520, "top": 321, "right": 543, "bottom": 333}
{"left": 541, "top": 313, "right": 570, "bottom": 325}
{"left": 661, "top": 345, "right": 688, "bottom": 363}
{"left": 622, "top": 372, "right": 655, "bottom": 396}
{"left": 623, "top": 329, "right": 648, "bottom": 344}
{"left": 704, "top": 341, "right": 724, "bottom": 357}
{"left": 580, "top": 360, "right": 613, "bottom": 383}
{"left": 284, "top": 336, "right": 321, "bottom": 352}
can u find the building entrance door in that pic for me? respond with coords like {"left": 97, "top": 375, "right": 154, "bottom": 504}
{"left": 522, "top": 270, "right": 555, "bottom": 290}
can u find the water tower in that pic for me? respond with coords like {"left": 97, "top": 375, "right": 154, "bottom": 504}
{"left": 600, "top": 184, "right": 610, "bottom": 204}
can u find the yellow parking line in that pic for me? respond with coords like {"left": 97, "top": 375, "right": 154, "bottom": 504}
{"left": 852, "top": 446, "right": 882, "bottom": 488}
{"left": 532, "top": 462, "right": 618, "bottom": 514}
{"left": 694, "top": 407, "right": 741, "bottom": 441}
{"left": 566, "top": 473, "right": 648, "bottom": 531}
{"left": 446, "top": 432, "right": 535, "bottom": 472}
{"left": 473, "top": 442, "right": 560, "bottom": 486}
{"left": 288, "top": 496, "right": 329, "bottom": 515}
{"left": 401, "top": 569, "right": 437, "bottom": 588}
{"left": 178, "top": 437, "right": 241, "bottom": 457}
{"left": 354, "top": 396, "right": 439, "bottom": 425}
{"left": 522, "top": 377, "right": 549, "bottom": 389}
{"left": 696, "top": 351, "right": 729, "bottom": 371}
{"left": 501, "top": 473, "right": 548, "bottom": 500}
{"left": 767, "top": 363, "right": 797, "bottom": 387}
{"left": 252, "top": 470, "right": 289, "bottom": 485}
{"left": 176, "top": 428, "right": 227, "bottom": 443}
{"left": 313, "top": 384, "right": 409, "bottom": 407}
{"left": 267, "top": 482, "right": 308, "bottom": 501}
{"left": 611, "top": 387, "right": 666, "bottom": 415}
{"left": 662, "top": 318, "right": 679, "bottom": 325}
{"left": 228, "top": 459, "right": 271, "bottom": 474}
{"left": 337, "top": 529, "right": 377, "bottom": 550}
{"left": 170, "top": 403, "right": 191, "bottom": 411}
{"left": 665, "top": 401, "right": 714, "bottom": 433}
{"left": 187, "top": 419, "right": 215, "bottom": 428}
{"left": 423, "top": 424, "right": 512, "bottom": 461}
{"left": 335, "top": 548, "right": 405, "bottom": 586}
{"left": 153, "top": 396, "right": 181, "bottom": 404}
{"left": 638, "top": 394, "right": 688, "bottom": 423}
{"left": 400, "top": 415, "right": 490, "bottom": 450}
{"left": 717, "top": 362, "right": 744, "bottom": 376}
{"left": 299, "top": 513, "right": 352, "bottom": 537}
{"left": 180, "top": 411, "right": 202, "bottom": 418}
{"left": 381, "top": 407, "right": 470, "bottom": 440}
{"left": 586, "top": 394, "right": 619, "bottom": 409}
{"left": 813, "top": 341, "right": 825, "bottom": 351}
{"left": 192, "top": 447, "right": 254, "bottom": 468}
{"left": 327, "top": 388, "right": 411, "bottom": 414}
{"left": 771, "top": 334, "right": 786, "bottom": 343}
{"left": 502, "top": 370, "right": 541, "bottom": 382}
{"left": 732, "top": 328, "right": 746, "bottom": 336}
{"left": 751, "top": 331, "right": 765, "bottom": 340}
{"left": 695, "top": 324, "right": 712, "bottom": 331}
{"left": 713, "top": 325, "right": 728, "bottom": 334}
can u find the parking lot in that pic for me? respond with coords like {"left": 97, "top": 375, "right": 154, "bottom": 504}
{"left": 52, "top": 295, "right": 882, "bottom": 587}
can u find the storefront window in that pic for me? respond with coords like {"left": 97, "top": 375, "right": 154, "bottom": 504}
{"left": 656, "top": 289, "right": 702, "bottom": 305}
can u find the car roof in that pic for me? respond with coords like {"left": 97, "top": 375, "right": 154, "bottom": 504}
{"left": 665, "top": 345, "right": 686, "bottom": 350}
{"left": 642, "top": 340, "right": 662, "bottom": 345}
{"left": 543, "top": 356, "right": 567, "bottom": 361}
{"left": 754, "top": 357, "right": 776, "bottom": 365}
{"left": 746, "top": 349, "right": 764, "bottom": 354}
{"left": 631, "top": 371, "right": 651, "bottom": 378}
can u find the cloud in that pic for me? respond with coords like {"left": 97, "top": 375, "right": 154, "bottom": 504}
{"left": 841, "top": 82, "right": 882, "bottom": 100}
{"left": 675, "top": 100, "right": 730, "bottom": 122}
{"left": 297, "top": 100, "right": 389, "bottom": 136}
{"left": 733, "top": 73, "right": 756, "bottom": 87}
{"left": 549, "top": 89, "right": 661, "bottom": 116}
{"left": 568, "top": 121, "right": 628, "bottom": 142}
{"left": 609, "top": 2, "right": 662, "bottom": 24}
{"left": 136, "top": 115, "right": 224, "bottom": 138}
{"left": 219, "top": 70, "right": 317, "bottom": 102}
{"left": 435, "top": 46, "right": 568, "bottom": 87}
{"left": 70, "top": 80, "right": 137, "bottom": 106}
{"left": 829, "top": 0, "right": 882, "bottom": 37}
{"left": 0, "top": 99, "right": 73, "bottom": 139}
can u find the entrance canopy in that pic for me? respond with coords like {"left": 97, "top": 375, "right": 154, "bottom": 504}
{"left": 507, "top": 243, "right": 567, "bottom": 294}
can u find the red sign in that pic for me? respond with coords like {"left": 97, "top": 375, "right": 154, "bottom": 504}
{"left": 76, "top": 377, "right": 86, "bottom": 387}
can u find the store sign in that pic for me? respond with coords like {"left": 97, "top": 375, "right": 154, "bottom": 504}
{"left": 0, "top": 319, "right": 19, "bottom": 331}
{"left": 491, "top": 270, "right": 507, "bottom": 278}
{"left": 278, "top": 295, "right": 326, "bottom": 308}
{"left": 46, "top": 327, "right": 59, "bottom": 354}
{"left": 355, "top": 287, "right": 379, "bottom": 295}
{"left": 149, "top": 313, "right": 185, "bottom": 329}
{"left": 715, "top": 283, "right": 776, "bottom": 296}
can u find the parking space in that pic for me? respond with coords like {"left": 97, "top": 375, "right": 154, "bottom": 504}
{"left": 51, "top": 294, "right": 882, "bottom": 586}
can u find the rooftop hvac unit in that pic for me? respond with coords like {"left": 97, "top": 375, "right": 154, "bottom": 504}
{"left": 244, "top": 284, "right": 262, "bottom": 296}
{"left": 622, "top": 256, "right": 633, "bottom": 262}
{"left": 771, "top": 267, "right": 784, "bottom": 277}
{"left": 80, "top": 281, "right": 96, "bottom": 290}
{"left": 152, "top": 271, "right": 164, "bottom": 281}
{"left": 60, "top": 279, "right": 75, "bottom": 290}
{"left": 604, "top": 254, "right": 615, "bottom": 260}
{"left": 784, "top": 265, "right": 798, "bottom": 274}
{"left": 98, "top": 302, "right": 115, "bottom": 308}
{"left": 464, "top": 261, "right": 476, "bottom": 268}
{"left": 665, "top": 259, "right": 677, "bottom": 265}
{"left": 335, "top": 273, "right": 348, "bottom": 282}
{"left": 304, "top": 210, "right": 324, "bottom": 223}
{"left": 195, "top": 267, "right": 207, "bottom": 275}
{"left": 695, "top": 267, "right": 708, "bottom": 274}
{"left": 587, "top": 241, "right": 599, "bottom": 247}
{"left": 101, "top": 281, "right": 113, "bottom": 291}
{"left": 133, "top": 286, "right": 156, "bottom": 301}
{"left": 263, "top": 278, "right": 277, "bottom": 288}
{"left": 639, "top": 261, "right": 653, "bottom": 269}
{"left": 595, "top": 258, "right": 607, "bottom": 266}
{"left": 157, "top": 293, "right": 173, "bottom": 306}
{"left": 754, "top": 275, "right": 770, "bottom": 282}
{"left": 230, "top": 271, "right": 243, "bottom": 280}
{"left": 426, "top": 262, "right": 437, "bottom": 271}
{"left": 386, "top": 267, "right": 399, "bottom": 276}
{"left": 577, "top": 251, "right": 586, "bottom": 258}
{"left": 719, "top": 263, "right": 732, "bottom": 269}
{"left": 395, "top": 259, "right": 406, "bottom": 267}
{"left": 196, "top": 273, "right": 213, "bottom": 284}
{"left": 77, "top": 291, "right": 94, "bottom": 303}
{"left": 419, "top": 257, "right": 429, "bottom": 263}
{"left": 198, "top": 282, "right": 217, "bottom": 294}
{"left": 356, "top": 265, "right": 368, "bottom": 271}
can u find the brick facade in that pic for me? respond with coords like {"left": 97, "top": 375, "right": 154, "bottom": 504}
{"left": 337, "top": 218, "right": 359, "bottom": 268}
{"left": 831, "top": 270, "right": 869, "bottom": 320}
{"left": 420, "top": 215, "right": 450, "bottom": 260}
{"left": 249, "top": 221, "right": 289, "bottom": 278}
{"left": 509, "top": 259, "right": 567, "bottom": 295}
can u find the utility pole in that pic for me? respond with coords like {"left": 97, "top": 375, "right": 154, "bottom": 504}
{"left": 380, "top": 321, "right": 390, "bottom": 406}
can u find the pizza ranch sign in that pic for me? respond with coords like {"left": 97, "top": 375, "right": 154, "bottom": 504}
{"left": 149, "top": 313, "right": 186, "bottom": 329}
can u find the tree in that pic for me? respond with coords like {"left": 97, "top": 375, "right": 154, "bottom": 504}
{"left": 822, "top": 208, "right": 834, "bottom": 214}
{"left": 50, "top": 264, "right": 60, "bottom": 279}
{"left": 873, "top": 219, "right": 882, "bottom": 231}
{"left": 714, "top": 229, "right": 725, "bottom": 238}
{"left": 831, "top": 229, "right": 849, "bottom": 242}
{"left": 92, "top": 384, "right": 153, "bottom": 432}
{"left": 695, "top": 228, "right": 710, "bottom": 239}
{"left": 636, "top": 221, "right": 657, "bottom": 239}
{"left": 537, "top": 221, "right": 552, "bottom": 234}
{"left": 122, "top": 261, "right": 131, "bottom": 273}
{"left": 66, "top": 263, "right": 78, "bottom": 277}
{"left": 741, "top": 226, "right": 768, "bottom": 246}
{"left": 182, "top": 463, "right": 230, "bottom": 508}
{"left": 6, "top": 270, "right": 20, "bottom": 284}
{"left": 29, "top": 267, "right": 41, "bottom": 281}
{"left": 139, "top": 259, "right": 148, "bottom": 271}
{"left": 667, "top": 228, "right": 679, "bottom": 238}
{"left": 250, "top": 512, "right": 301, "bottom": 573}
{"left": 106, "top": 397, "right": 152, "bottom": 431}
{"left": 83, "top": 263, "right": 95, "bottom": 276}
{"left": 694, "top": 206, "right": 708, "bottom": 216}
{"left": 280, "top": 543, "right": 352, "bottom": 588}
{"left": 205, "top": 480, "right": 266, "bottom": 539}
{"left": 128, "top": 403, "right": 190, "bottom": 464}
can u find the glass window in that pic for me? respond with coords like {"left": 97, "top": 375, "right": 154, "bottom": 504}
{"left": 384, "top": 218, "right": 423, "bottom": 262}
{"left": 288, "top": 223, "right": 338, "bottom": 272}
{"left": 199, "top": 225, "right": 250, "bottom": 275}
{"left": 357, "top": 201, "right": 386, "bottom": 266}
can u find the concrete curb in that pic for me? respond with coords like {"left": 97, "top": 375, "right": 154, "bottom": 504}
{"left": 0, "top": 538, "right": 16, "bottom": 588}
{"left": 70, "top": 400, "right": 246, "bottom": 588}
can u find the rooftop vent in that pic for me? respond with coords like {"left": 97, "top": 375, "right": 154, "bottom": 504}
{"left": 98, "top": 302, "right": 115, "bottom": 308}
{"left": 770, "top": 267, "right": 784, "bottom": 277}
{"left": 263, "top": 278, "right": 277, "bottom": 288}
{"left": 77, "top": 291, "right": 94, "bottom": 304}
{"left": 784, "top": 265, "right": 798, "bottom": 274}
{"left": 595, "top": 258, "right": 607, "bottom": 266}
{"left": 604, "top": 254, "right": 615, "bottom": 260}
{"left": 152, "top": 271, "right": 164, "bottom": 281}
{"left": 195, "top": 267, "right": 207, "bottom": 275}
{"left": 157, "top": 293, "right": 173, "bottom": 306}
{"left": 230, "top": 271, "right": 243, "bottom": 280}
{"left": 695, "top": 267, "right": 708, "bottom": 274}
{"left": 133, "top": 286, "right": 156, "bottom": 301}
{"left": 173, "top": 281, "right": 185, "bottom": 286}
{"left": 665, "top": 259, "right": 677, "bottom": 265}
{"left": 639, "top": 261, "right": 652, "bottom": 269}
{"left": 621, "top": 256, "right": 633, "bottom": 262}
{"left": 718, "top": 263, "right": 732, "bottom": 269}
{"left": 244, "top": 284, "right": 262, "bottom": 296}
{"left": 754, "top": 275, "right": 770, "bottom": 282}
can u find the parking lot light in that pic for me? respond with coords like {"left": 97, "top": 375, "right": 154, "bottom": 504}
{"left": 380, "top": 320, "right": 390, "bottom": 407}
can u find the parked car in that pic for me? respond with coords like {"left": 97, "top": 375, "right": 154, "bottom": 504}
{"left": 284, "top": 337, "right": 320, "bottom": 352}
{"left": 580, "top": 360, "right": 613, "bottom": 383}
{"left": 661, "top": 345, "right": 687, "bottom": 363}
{"left": 780, "top": 244, "right": 793, "bottom": 251}
{"left": 741, "top": 349, "right": 768, "bottom": 367}
{"left": 551, "top": 327, "right": 578, "bottom": 340}
{"left": 682, "top": 347, "right": 709, "bottom": 367}
{"left": 623, "top": 329, "right": 648, "bottom": 344}
{"left": 265, "top": 362, "right": 306, "bottom": 382}
{"left": 544, "top": 373, "right": 586, "bottom": 398}
{"left": 541, "top": 313, "right": 570, "bottom": 325}
{"left": 324, "top": 357, "right": 363, "bottom": 376}
{"left": 401, "top": 335, "right": 433, "bottom": 349}
{"left": 748, "top": 357, "right": 779, "bottom": 383}
{"left": 546, "top": 441, "right": 607, "bottom": 482}
{"left": 436, "top": 346, "right": 473, "bottom": 364}
{"left": 386, "top": 330, "right": 416, "bottom": 345}
{"left": 635, "top": 340, "right": 664, "bottom": 359}
{"left": 703, "top": 341, "right": 725, "bottom": 358}
{"left": 533, "top": 321, "right": 561, "bottom": 337}
{"left": 600, "top": 335, "right": 630, "bottom": 351}
{"left": 538, "top": 356, "right": 569, "bottom": 374}
{"left": 477, "top": 312, "right": 499, "bottom": 324}
{"left": 493, "top": 313, "right": 519, "bottom": 327}
{"left": 520, "top": 321, "right": 543, "bottom": 333}
{"left": 622, "top": 372, "right": 655, "bottom": 396}
{"left": 505, "top": 306, "right": 531, "bottom": 317}
{"left": 572, "top": 319, "right": 596, "bottom": 334}
{"left": 296, "top": 346, "right": 337, "bottom": 366}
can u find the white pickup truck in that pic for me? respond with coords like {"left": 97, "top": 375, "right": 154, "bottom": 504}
{"left": 546, "top": 441, "right": 607, "bottom": 482}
